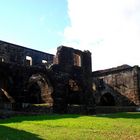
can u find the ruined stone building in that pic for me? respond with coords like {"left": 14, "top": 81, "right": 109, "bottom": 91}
{"left": 92, "top": 65, "right": 140, "bottom": 107}
{"left": 0, "top": 40, "right": 140, "bottom": 113}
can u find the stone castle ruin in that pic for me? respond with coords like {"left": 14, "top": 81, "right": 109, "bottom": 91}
{"left": 0, "top": 40, "right": 140, "bottom": 114}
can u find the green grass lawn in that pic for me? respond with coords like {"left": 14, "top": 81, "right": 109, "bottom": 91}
{"left": 0, "top": 112, "right": 140, "bottom": 140}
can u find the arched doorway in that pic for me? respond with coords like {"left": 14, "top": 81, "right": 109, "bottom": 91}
{"left": 0, "top": 69, "right": 15, "bottom": 103}
{"left": 28, "top": 74, "right": 53, "bottom": 105}
{"left": 28, "top": 82, "right": 41, "bottom": 103}
{"left": 68, "top": 79, "right": 81, "bottom": 104}
{"left": 99, "top": 93, "right": 115, "bottom": 106}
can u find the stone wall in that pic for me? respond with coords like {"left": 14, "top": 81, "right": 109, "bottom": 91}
{"left": 0, "top": 44, "right": 94, "bottom": 113}
{"left": 92, "top": 65, "right": 140, "bottom": 106}
{"left": 51, "top": 46, "right": 94, "bottom": 113}
{"left": 0, "top": 40, "right": 54, "bottom": 66}
{"left": 0, "top": 40, "right": 139, "bottom": 114}
{"left": 0, "top": 62, "right": 54, "bottom": 107}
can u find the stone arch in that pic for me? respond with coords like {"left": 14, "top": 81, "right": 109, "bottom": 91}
{"left": 0, "top": 69, "right": 15, "bottom": 103}
{"left": 99, "top": 92, "right": 116, "bottom": 106}
{"left": 28, "top": 74, "right": 53, "bottom": 106}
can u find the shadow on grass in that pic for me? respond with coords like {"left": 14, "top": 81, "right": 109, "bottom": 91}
{"left": 96, "top": 112, "right": 140, "bottom": 119}
{"left": 0, "top": 114, "right": 81, "bottom": 124}
{"left": 0, "top": 114, "right": 81, "bottom": 139}
{"left": 0, "top": 112, "right": 139, "bottom": 140}
{"left": 0, "top": 125, "right": 42, "bottom": 140}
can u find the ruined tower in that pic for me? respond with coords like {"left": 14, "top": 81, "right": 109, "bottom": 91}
{"left": 51, "top": 46, "right": 94, "bottom": 113}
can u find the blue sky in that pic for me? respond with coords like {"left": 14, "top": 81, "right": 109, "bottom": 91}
{"left": 0, "top": 0, "right": 140, "bottom": 70}
{"left": 0, "top": 0, "right": 69, "bottom": 53}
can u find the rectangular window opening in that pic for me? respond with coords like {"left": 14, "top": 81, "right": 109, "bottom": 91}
{"left": 42, "top": 60, "right": 48, "bottom": 64}
{"left": 25, "top": 56, "right": 32, "bottom": 66}
{"left": 73, "top": 53, "right": 81, "bottom": 67}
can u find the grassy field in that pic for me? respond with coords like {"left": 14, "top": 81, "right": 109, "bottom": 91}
{"left": 0, "top": 112, "right": 140, "bottom": 140}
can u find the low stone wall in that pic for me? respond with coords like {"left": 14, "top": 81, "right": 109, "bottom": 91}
{"left": 23, "top": 104, "right": 53, "bottom": 114}
{"left": 67, "top": 105, "right": 139, "bottom": 114}
{"left": 95, "top": 106, "right": 139, "bottom": 114}
{"left": 0, "top": 103, "right": 14, "bottom": 110}
{"left": 0, "top": 103, "right": 139, "bottom": 115}
{"left": 67, "top": 105, "right": 86, "bottom": 114}
{"left": 67, "top": 104, "right": 95, "bottom": 114}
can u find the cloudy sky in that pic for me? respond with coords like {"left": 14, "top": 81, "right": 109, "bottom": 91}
{"left": 0, "top": 0, "right": 140, "bottom": 71}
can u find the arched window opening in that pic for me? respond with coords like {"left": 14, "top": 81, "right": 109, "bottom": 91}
{"left": 0, "top": 57, "right": 4, "bottom": 62}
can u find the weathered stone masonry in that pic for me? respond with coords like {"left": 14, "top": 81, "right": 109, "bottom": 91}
{"left": 0, "top": 40, "right": 94, "bottom": 113}
{"left": 0, "top": 40, "right": 140, "bottom": 114}
{"left": 92, "top": 65, "right": 140, "bottom": 106}
{"left": 0, "top": 40, "right": 54, "bottom": 109}
{"left": 51, "top": 46, "right": 93, "bottom": 113}
{"left": 0, "top": 40, "right": 54, "bottom": 66}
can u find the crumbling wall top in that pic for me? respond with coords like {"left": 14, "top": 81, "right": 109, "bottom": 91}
{"left": 92, "top": 65, "right": 138, "bottom": 77}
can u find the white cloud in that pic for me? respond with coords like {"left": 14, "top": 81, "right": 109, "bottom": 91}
{"left": 63, "top": 0, "right": 140, "bottom": 71}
